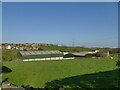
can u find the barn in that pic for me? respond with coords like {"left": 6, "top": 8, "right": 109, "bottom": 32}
{"left": 19, "top": 50, "right": 98, "bottom": 61}
{"left": 20, "top": 50, "right": 64, "bottom": 61}
{"left": 71, "top": 50, "right": 99, "bottom": 57}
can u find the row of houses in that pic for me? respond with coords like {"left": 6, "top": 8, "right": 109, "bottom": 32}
{"left": 19, "top": 50, "right": 100, "bottom": 61}
{"left": 0, "top": 43, "right": 54, "bottom": 50}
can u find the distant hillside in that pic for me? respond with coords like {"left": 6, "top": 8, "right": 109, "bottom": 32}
{"left": 39, "top": 45, "right": 97, "bottom": 52}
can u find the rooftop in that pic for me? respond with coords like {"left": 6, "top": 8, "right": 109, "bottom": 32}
{"left": 20, "top": 50, "right": 63, "bottom": 56}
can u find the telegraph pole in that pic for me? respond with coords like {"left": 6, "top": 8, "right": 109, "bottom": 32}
{"left": 72, "top": 39, "right": 75, "bottom": 47}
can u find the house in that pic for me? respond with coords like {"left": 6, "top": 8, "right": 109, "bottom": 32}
{"left": 6, "top": 45, "right": 11, "bottom": 49}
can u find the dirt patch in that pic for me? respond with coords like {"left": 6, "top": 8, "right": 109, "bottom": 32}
{"left": 2, "top": 82, "right": 24, "bottom": 89}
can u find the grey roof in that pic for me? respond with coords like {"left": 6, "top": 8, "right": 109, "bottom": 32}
{"left": 72, "top": 50, "right": 99, "bottom": 56}
{"left": 72, "top": 52, "right": 89, "bottom": 56}
{"left": 20, "top": 50, "right": 63, "bottom": 56}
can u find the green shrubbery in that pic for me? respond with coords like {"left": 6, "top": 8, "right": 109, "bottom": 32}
{"left": 116, "top": 61, "right": 120, "bottom": 67}
{"left": 95, "top": 52, "right": 107, "bottom": 57}
{"left": 110, "top": 48, "right": 120, "bottom": 54}
{"left": 2, "top": 49, "right": 21, "bottom": 61}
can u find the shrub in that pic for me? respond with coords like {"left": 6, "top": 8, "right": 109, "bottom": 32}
{"left": 95, "top": 52, "right": 106, "bottom": 57}
{"left": 116, "top": 61, "right": 120, "bottom": 67}
{"left": 2, "top": 49, "right": 21, "bottom": 61}
{"left": 38, "top": 47, "right": 44, "bottom": 51}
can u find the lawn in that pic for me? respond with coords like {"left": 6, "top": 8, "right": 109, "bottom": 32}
{"left": 2, "top": 58, "right": 119, "bottom": 89}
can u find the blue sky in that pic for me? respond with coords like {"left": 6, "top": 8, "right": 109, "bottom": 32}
{"left": 2, "top": 2, "right": 118, "bottom": 48}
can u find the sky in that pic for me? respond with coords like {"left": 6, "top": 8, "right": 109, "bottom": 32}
{"left": 2, "top": 2, "right": 118, "bottom": 48}
{"left": 2, "top": 0, "right": 120, "bottom": 2}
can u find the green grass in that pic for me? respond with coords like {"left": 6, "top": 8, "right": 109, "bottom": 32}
{"left": 3, "top": 58, "right": 119, "bottom": 89}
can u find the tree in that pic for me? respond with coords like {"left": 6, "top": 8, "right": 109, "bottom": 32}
{"left": 116, "top": 53, "right": 120, "bottom": 67}
{"left": 116, "top": 61, "right": 120, "bottom": 67}
{"left": 38, "top": 47, "right": 43, "bottom": 51}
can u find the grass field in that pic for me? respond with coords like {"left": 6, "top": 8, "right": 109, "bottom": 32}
{"left": 2, "top": 58, "right": 119, "bottom": 89}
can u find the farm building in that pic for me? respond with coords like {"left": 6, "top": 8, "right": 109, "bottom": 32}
{"left": 20, "top": 50, "right": 74, "bottom": 61}
{"left": 19, "top": 50, "right": 99, "bottom": 61}
{"left": 68, "top": 50, "right": 99, "bottom": 57}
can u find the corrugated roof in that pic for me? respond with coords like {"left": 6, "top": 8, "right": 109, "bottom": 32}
{"left": 72, "top": 51, "right": 98, "bottom": 56}
{"left": 20, "top": 50, "right": 63, "bottom": 56}
{"left": 72, "top": 52, "right": 89, "bottom": 56}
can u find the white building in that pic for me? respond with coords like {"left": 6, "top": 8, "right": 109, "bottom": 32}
{"left": 6, "top": 45, "right": 11, "bottom": 49}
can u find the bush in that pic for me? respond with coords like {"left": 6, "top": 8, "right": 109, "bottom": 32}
{"left": 116, "top": 61, "right": 120, "bottom": 67}
{"left": 38, "top": 47, "right": 44, "bottom": 51}
{"left": 95, "top": 52, "right": 106, "bottom": 57}
{"left": 2, "top": 49, "right": 21, "bottom": 61}
{"left": 110, "top": 48, "right": 120, "bottom": 54}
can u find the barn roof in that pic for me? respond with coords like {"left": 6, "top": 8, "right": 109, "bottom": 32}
{"left": 20, "top": 50, "right": 63, "bottom": 56}
{"left": 72, "top": 52, "right": 88, "bottom": 56}
{"left": 72, "top": 50, "right": 99, "bottom": 56}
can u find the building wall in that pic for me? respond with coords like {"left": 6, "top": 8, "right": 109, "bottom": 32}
{"left": 23, "top": 57, "right": 75, "bottom": 61}
{"left": 23, "top": 57, "right": 63, "bottom": 61}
